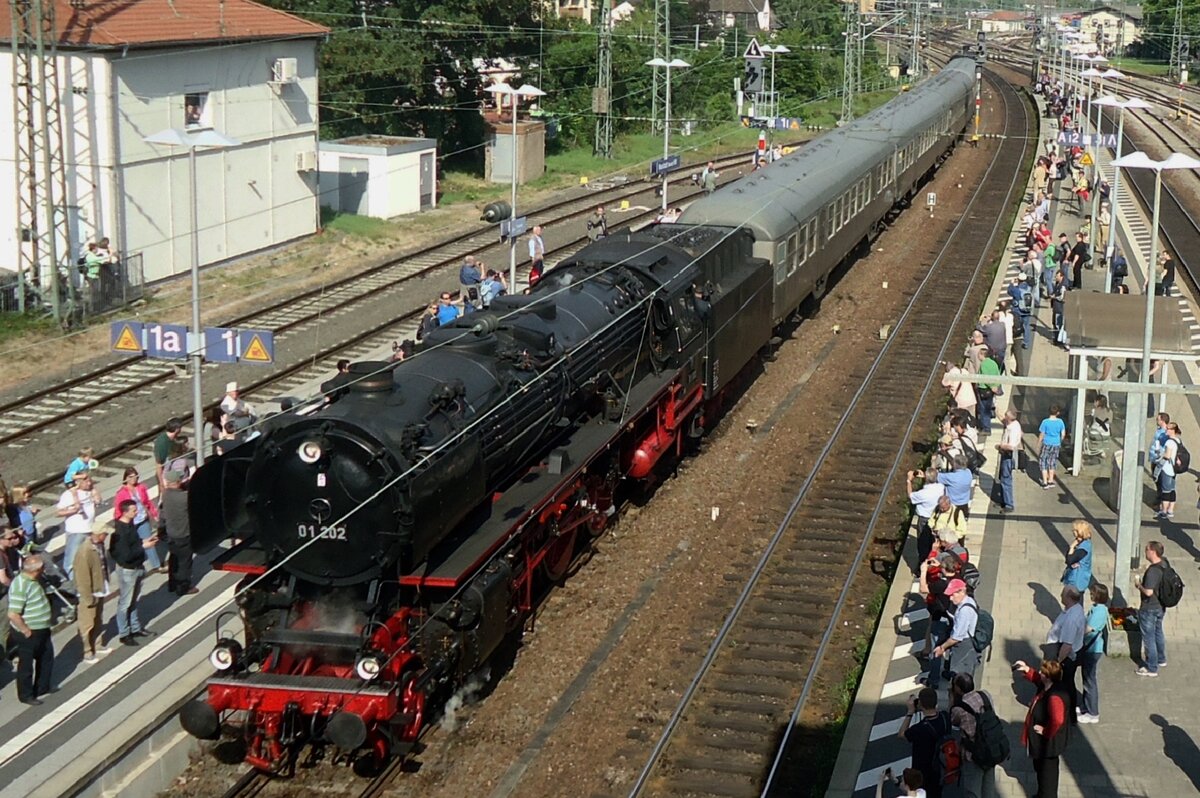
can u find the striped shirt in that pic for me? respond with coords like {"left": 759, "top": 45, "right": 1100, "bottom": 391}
{"left": 8, "top": 573, "right": 52, "bottom": 631}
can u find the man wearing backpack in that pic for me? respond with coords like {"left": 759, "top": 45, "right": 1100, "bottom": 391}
{"left": 1135, "top": 541, "right": 1183, "bottom": 676}
{"left": 1006, "top": 274, "right": 1034, "bottom": 349}
{"left": 898, "top": 687, "right": 953, "bottom": 798}
{"left": 926, "top": 578, "right": 981, "bottom": 690}
{"left": 951, "top": 673, "right": 1009, "bottom": 798}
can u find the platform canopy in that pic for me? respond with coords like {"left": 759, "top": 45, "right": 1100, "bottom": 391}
{"left": 1065, "top": 292, "right": 1194, "bottom": 359}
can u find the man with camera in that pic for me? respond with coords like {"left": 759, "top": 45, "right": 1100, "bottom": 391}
{"left": 908, "top": 468, "right": 944, "bottom": 566}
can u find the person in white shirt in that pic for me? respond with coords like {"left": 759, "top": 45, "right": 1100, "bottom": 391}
{"left": 56, "top": 470, "right": 100, "bottom": 581}
{"left": 527, "top": 225, "right": 545, "bottom": 285}
{"left": 908, "top": 467, "right": 945, "bottom": 564}
{"left": 996, "top": 410, "right": 1023, "bottom": 512}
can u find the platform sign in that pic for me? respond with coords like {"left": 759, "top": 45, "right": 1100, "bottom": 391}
{"left": 1079, "top": 152, "right": 1094, "bottom": 167}
{"left": 499, "top": 216, "right": 528, "bottom": 241}
{"left": 651, "top": 154, "right": 681, "bottom": 176}
{"left": 1057, "top": 130, "right": 1116, "bottom": 148}
{"left": 111, "top": 321, "right": 144, "bottom": 354}
{"left": 239, "top": 330, "right": 275, "bottom": 364}
{"left": 770, "top": 117, "right": 804, "bottom": 130}
{"left": 144, "top": 323, "right": 188, "bottom": 360}
{"left": 740, "top": 115, "right": 770, "bottom": 129}
{"left": 204, "top": 326, "right": 240, "bottom": 363}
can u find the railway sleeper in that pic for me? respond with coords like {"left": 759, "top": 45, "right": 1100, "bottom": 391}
{"left": 657, "top": 773, "right": 760, "bottom": 798}
{"left": 726, "top": 640, "right": 810, "bottom": 663}
{"left": 712, "top": 658, "right": 806, "bottom": 681}
{"left": 704, "top": 695, "right": 785, "bottom": 717}
{"left": 670, "top": 754, "right": 763, "bottom": 778}
{"left": 691, "top": 711, "right": 780, "bottom": 735}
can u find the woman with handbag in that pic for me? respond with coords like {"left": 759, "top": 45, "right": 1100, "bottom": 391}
{"left": 1061, "top": 520, "right": 1094, "bottom": 592}
{"left": 1079, "top": 583, "right": 1110, "bottom": 724}
{"left": 113, "top": 467, "right": 163, "bottom": 572}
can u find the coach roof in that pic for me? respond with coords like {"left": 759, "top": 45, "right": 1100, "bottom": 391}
{"left": 678, "top": 57, "right": 976, "bottom": 243}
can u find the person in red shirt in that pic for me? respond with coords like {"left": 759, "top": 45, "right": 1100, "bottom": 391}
{"left": 1015, "top": 658, "right": 1074, "bottom": 798}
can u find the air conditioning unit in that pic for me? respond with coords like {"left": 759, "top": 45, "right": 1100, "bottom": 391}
{"left": 272, "top": 57, "right": 298, "bottom": 84}
{"left": 295, "top": 150, "right": 316, "bottom": 171}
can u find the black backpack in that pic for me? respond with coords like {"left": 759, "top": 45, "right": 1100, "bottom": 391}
{"left": 959, "top": 435, "right": 987, "bottom": 473}
{"left": 1174, "top": 441, "right": 1190, "bottom": 475}
{"left": 958, "top": 694, "right": 1011, "bottom": 768}
{"left": 960, "top": 561, "right": 982, "bottom": 595}
{"left": 961, "top": 600, "right": 994, "bottom": 652}
{"left": 1156, "top": 561, "right": 1185, "bottom": 609}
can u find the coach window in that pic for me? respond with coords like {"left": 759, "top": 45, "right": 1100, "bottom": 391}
{"left": 797, "top": 227, "right": 808, "bottom": 265}
{"left": 806, "top": 220, "right": 818, "bottom": 257}
{"left": 827, "top": 206, "right": 836, "bottom": 240}
{"left": 787, "top": 233, "right": 799, "bottom": 275}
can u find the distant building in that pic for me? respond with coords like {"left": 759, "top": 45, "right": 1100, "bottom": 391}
{"left": 708, "top": 0, "right": 773, "bottom": 32}
{"left": 556, "top": 0, "right": 596, "bottom": 23}
{"left": 1057, "top": 5, "right": 1142, "bottom": 55}
{"left": 980, "top": 10, "right": 1030, "bottom": 33}
{"left": 0, "top": 0, "right": 328, "bottom": 284}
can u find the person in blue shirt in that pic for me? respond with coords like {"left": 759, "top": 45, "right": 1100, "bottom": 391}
{"left": 937, "top": 455, "right": 974, "bottom": 516}
{"left": 479, "top": 270, "right": 507, "bottom": 308}
{"left": 1079, "top": 581, "right": 1110, "bottom": 723}
{"left": 63, "top": 447, "right": 97, "bottom": 487}
{"left": 1061, "top": 519, "right": 1093, "bottom": 592}
{"left": 459, "top": 256, "right": 482, "bottom": 309}
{"left": 1038, "top": 405, "right": 1067, "bottom": 489}
{"left": 1148, "top": 412, "right": 1170, "bottom": 464}
{"left": 435, "top": 292, "right": 461, "bottom": 326}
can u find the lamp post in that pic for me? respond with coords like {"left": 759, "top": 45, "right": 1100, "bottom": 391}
{"left": 485, "top": 82, "right": 546, "bottom": 289}
{"left": 1109, "top": 151, "right": 1200, "bottom": 600}
{"left": 144, "top": 128, "right": 240, "bottom": 466}
{"left": 761, "top": 44, "right": 790, "bottom": 122}
{"left": 1093, "top": 95, "right": 1151, "bottom": 291}
{"left": 645, "top": 57, "right": 690, "bottom": 214}
{"left": 1080, "top": 67, "right": 1104, "bottom": 130}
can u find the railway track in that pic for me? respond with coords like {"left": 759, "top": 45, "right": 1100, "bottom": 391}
{"left": 628, "top": 68, "right": 1034, "bottom": 798}
{"left": 7, "top": 154, "right": 762, "bottom": 512}
{"left": 0, "top": 150, "right": 756, "bottom": 455}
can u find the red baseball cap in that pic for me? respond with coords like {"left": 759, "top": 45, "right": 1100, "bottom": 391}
{"left": 943, "top": 578, "right": 968, "bottom": 596}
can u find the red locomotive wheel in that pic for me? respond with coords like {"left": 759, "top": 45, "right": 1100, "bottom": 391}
{"left": 541, "top": 528, "right": 578, "bottom": 582}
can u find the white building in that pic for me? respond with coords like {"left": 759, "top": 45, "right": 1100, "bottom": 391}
{"left": 0, "top": 0, "right": 328, "bottom": 285}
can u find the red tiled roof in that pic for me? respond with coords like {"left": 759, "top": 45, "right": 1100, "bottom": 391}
{"left": 985, "top": 10, "right": 1028, "bottom": 20}
{"left": 0, "top": 0, "right": 328, "bottom": 49}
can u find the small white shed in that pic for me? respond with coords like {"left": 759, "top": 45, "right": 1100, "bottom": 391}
{"left": 318, "top": 135, "right": 437, "bottom": 218}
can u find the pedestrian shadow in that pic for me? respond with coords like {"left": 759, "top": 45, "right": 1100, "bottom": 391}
{"left": 1151, "top": 714, "right": 1200, "bottom": 791}
{"left": 1028, "top": 581, "right": 1062, "bottom": 623}
{"left": 1157, "top": 516, "right": 1200, "bottom": 566}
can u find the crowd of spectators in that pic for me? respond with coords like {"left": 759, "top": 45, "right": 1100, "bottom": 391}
{"left": 890, "top": 74, "right": 1195, "bottom": 798}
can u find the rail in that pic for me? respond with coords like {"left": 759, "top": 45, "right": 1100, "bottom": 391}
{"left": 628, "top": 68, "right": 1034, "bottom": 798}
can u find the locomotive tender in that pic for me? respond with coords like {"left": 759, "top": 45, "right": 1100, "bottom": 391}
{"left": 179, "top": 55, "right": 978, "bottom": 772}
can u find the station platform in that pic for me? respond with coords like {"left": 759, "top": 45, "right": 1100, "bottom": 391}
{"left": 829, "top": 92, "right": 1200, "bottom": 796}
{"left": 0, "top": 324, "right": 419, "bottom": 797}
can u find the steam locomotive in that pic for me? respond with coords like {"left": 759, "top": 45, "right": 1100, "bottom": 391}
{"left": 179, "top": 55, "right": 979, "bottom": 772}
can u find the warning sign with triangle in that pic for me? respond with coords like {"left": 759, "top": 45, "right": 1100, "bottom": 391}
{"left": 1079, "top": 152, "right": 1094, "bottom": 167}
{"left": 239, "top": 330, "right": 274, "bottom": 364}
{"left": 744, "top": 38, "right": 764, "bottom": 59}
{"left": 111, "top": 321, "right": 144, "bottom": 354}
